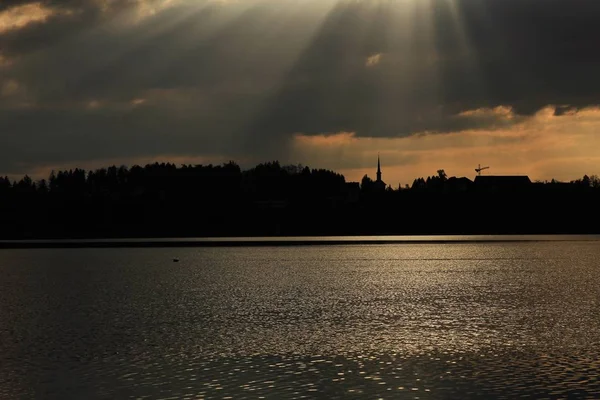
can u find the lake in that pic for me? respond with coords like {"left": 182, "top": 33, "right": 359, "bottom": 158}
{"left": 1, "top": 238, "right": 600, "bottom": 399}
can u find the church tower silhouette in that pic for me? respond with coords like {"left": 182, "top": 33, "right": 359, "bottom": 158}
{"left": 374, "top": 154, "right": 386, "bottom": 191}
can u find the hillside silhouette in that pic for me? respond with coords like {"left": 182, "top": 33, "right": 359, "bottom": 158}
{"left": 1, "top": 161, "right": 599, "bottom": 239}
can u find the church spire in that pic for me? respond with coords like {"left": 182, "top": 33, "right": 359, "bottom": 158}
{"left": 376, "top": 153, "right": 382, "bottom": 182}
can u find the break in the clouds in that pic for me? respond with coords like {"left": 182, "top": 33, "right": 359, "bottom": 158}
{"left": 1, "top": 0, "right": 599, "bottom": 181}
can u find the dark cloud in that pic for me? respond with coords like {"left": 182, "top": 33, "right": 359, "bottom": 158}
{"left": 249, "top": 0, "right": 600, "bottom": 138}
{"left": 1, "top": 0, "right": 599, "bottom": 174}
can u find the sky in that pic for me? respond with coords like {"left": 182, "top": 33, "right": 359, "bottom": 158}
{"left": 1, "top": 0, "right": 600, "bottom": 186}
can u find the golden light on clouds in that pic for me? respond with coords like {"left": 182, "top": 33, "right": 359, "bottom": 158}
{"left": 1, "top": 80, "right": 20, "bottom": 97}
{"left": 457, "top": 106, "right": 515, "bottom": 119}
{"left": 83, "top": 98, "right": 149, "bottom": 110}
{"left": 94, "top": 0, "right": 179, "bottom": 22}
{"left": 87, "top": 100, "right": 102, "bottom": 109}
{"left": 366, "top": 53, "right": 383, "bottom": 67}
{"left": 291, "top": 106, "right": 600, "bottom": 185}
{"left": 0, "top": 53, "right": 12, "bottom": 67}
{"left": 131, "top": 98, "right": 147, "bottom": 106}
{"left": 0, "top": 2, "right": 57, "bottom": 34}
{"left": 136, "top": 0, "right": 178, "bottom": 17}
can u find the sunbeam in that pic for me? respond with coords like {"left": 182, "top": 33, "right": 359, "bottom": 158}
{"left": 2, "top": 0, "right": 599, "bottom": 183}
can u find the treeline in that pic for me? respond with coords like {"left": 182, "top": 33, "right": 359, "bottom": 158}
{"left": 1, "top": 162, "right": 600, "bottom": 239}
{"left": 0, "top": 161, "right": 345, "bottom": 199}
{"left": 0, "top": 161, "right": 350, "bottom": 239}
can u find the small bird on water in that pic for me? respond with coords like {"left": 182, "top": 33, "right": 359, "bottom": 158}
{"left": 172, "top": 258, "right": 179, "bottom": 262}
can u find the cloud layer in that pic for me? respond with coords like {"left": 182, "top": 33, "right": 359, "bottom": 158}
{"left": 292, "top": 106, "right": 600, "bottom": 185}
{"left": 1, "top": 0, "right": 599, "bottom": 180}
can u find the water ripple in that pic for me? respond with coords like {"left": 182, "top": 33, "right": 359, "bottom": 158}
{"left": 1, "top": 242, "right": 599, "bottom": 399}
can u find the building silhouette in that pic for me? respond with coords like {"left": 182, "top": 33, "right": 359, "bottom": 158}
{"left": 374, "top": 154, "right": 386, "bottom": 191}
{"left": 474, "top": 175, "right": 531, "bottom": 193}
{"left": 445, "top": 176, "right": 473, "bottom": 192}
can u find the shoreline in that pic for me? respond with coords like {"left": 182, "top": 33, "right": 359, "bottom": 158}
{"left": 1, "top": 235, "right": 599, "bottom": 249}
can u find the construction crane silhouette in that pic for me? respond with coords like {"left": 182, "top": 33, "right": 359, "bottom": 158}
{"left": 475, "top": 164, "right": 490, "bottom": 176}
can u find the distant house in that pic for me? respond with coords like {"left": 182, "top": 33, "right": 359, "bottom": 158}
{"left": 474, "top": 175, "right": 532, "bottom": 192}
{"left": 445, "top": 177, "right": 473, "bottom": 192}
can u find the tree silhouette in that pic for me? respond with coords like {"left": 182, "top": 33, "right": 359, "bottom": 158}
{"left": 437, "top": 169, "right": 447, "bottom": 181}
{"left": 0, "top": 162, "right": 599, "bottom": 239}
{"left": 361, "top": 175, "right": 374, "bottom": 191}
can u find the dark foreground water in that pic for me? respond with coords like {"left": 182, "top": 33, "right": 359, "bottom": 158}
{"left": 1, "top": 239, "right": 600, "bottom": 399}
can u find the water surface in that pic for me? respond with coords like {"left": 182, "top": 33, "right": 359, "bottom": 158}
{"left": 1, "top": 240, "right": 599, "bottom": 398}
